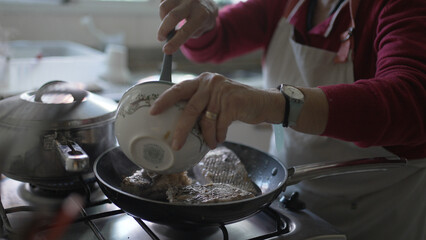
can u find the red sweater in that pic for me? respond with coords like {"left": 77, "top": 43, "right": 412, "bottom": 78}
{"left": 181, "top": 0, "right": 426, "bottom": 160}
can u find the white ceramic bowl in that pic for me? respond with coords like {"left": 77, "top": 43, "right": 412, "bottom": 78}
{"left": 115, "top": 81, "right": 209, "bottom": 174}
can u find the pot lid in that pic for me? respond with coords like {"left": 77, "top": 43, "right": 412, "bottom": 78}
{"left": 0, "top": 81, "right": 117, "bottom": 129}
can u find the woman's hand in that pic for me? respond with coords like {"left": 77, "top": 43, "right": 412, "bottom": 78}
{"left": 158, "top": 0, "right": 218, "bottom": 54}
{"left": 150, "top": 73, "right": 285, "bottom": 150}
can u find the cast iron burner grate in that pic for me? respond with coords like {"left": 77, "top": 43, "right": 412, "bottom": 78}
{"left": 0, "top": 176, "right": 292, "bottom": 240}
{"left": 127, "top": 206, "right": 290, "bottom": 240}
{"left": 0, "top": 195, "right": 290, "bottom": 240}
{"left": 22, "top": 182, "right": 96, "bottom": 198}
{"left": 15, "top": 179, "right": 99, "bottom": 208}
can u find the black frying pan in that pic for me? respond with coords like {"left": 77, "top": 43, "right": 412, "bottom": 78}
{"left": 94, "top": 141, "right": 407, "bottom": 226}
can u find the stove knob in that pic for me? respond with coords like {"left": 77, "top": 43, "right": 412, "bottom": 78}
{"left": 280, "top": 192, "right": 306, "bottom": 211}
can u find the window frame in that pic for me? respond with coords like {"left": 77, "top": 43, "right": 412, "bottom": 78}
{"left": 0, "top": 0, "right": 159, "bottom": 16}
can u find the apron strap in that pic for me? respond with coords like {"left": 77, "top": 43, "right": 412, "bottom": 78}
{"left": 334, "top": 0, "right": 361, "bottom": 63}
{"left": 282, "top": 0, "right": 361, "bottom": 63}
{"left": 283, "top": 0, "right": 303, "bottom": 19}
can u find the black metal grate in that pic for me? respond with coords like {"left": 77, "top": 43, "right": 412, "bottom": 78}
{"left": 0, "top": 184, "right": 290, "bottom": 240}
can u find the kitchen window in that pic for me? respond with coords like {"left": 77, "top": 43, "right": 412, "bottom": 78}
{"left": 0, "top": 0, "right": 244, "bottom": 19}
{"left": 0, "top": 0, "right": 242, "bottom": 8}
{"left": 0, "top": 0, "right": 248, "bottom": 51}
{"left": 86, "top": 0, "right": 243, "bottom": 6}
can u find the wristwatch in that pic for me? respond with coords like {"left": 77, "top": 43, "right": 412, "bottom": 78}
{"left": 277, "top": 84, "right": 305, "bottom": 127}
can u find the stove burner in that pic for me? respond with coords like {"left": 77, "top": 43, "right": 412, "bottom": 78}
{"left": 30, "top": 182, "right": 95, "bottom": 197}
{"left": 18, "top": 182, "right": 100, "bottom": 206}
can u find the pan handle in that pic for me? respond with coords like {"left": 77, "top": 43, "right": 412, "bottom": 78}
{"left": 285, "top": 156, "right": 407, "bottom": 186}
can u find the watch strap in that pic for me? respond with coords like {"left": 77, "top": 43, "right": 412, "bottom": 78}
{"left": 277, "top": 84, "right": 290, "bottom": 128}
{"left": 288, "top": 97, "right": 303, "bottom": 127}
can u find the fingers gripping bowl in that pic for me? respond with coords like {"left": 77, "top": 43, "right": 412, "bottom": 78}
{"left": 115, "top": 81, "right": 209, "bottom": 174}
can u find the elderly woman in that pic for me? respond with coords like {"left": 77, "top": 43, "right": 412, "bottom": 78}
{"left": 151, "top": 0, "right": 426, "bottom": 239}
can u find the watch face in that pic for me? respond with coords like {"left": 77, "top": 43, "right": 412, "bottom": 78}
{"left": 283, "top": 86, "right": 304, "bottom": 99}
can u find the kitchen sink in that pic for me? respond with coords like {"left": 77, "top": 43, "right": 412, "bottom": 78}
{"left": 0, "top": 40, "right": 106, "bottom": 97}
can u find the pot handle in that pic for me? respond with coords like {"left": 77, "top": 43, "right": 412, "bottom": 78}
{"left": 285, "top": 156, "right": 407, "bottom": 186}
{"left": 55, "top": 140, "right": 90, "bottom": 172}
{"left": 34, "top": 80, "right": 87, "bottom": 103}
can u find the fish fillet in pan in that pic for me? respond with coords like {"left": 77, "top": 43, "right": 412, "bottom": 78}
{"left": 121, "top": 146, "right": 258, "bottom": 203}
{"left": 193, "top": 146, "right": 259, "bottom": 195}
{"left": 121, "top": 169, "right": 192, "bottom": 201}
{"left": 166, "top": 183, "right": 255, "bottom": 204}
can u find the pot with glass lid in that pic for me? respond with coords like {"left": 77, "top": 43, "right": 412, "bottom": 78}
{"left": 0, "top": 81, "right": 117, "bottom": 189}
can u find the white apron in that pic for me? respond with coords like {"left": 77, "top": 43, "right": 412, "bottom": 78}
{"left": 262, "top": 6, "right": 426, "bottom": 240}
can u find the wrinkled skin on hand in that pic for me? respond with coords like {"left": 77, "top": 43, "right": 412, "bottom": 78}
{"left": 158, "top": 0, "right": 218, "bottom": 54}
{"left": 150, "top": 73, "right": 283, "bottom": 150}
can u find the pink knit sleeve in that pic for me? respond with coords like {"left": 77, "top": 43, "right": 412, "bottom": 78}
{"left": 320, "top": 0, "right": 426, "bottom": 158}
{"left": 181, "top": 0, "right": 286, "bottom": 63}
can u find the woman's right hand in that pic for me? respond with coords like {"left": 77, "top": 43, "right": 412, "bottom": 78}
{"left": 158, "top": 0, "right": 218, "bottom": 54}
{"left": 150, "top": 73, "right": 286, "bottom": 150}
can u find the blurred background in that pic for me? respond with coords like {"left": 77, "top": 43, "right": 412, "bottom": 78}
{"left": 0, "top": 0, "right": 262, "bottom": 81}
{"left": 0, "top": 0, "right": 270, "bottom": 159}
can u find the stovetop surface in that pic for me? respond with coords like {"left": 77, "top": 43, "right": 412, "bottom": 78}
{"left": 0, "top": 176, "right": 346, "bottom": 240}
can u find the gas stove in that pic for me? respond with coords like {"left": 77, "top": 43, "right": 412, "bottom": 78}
{"left": 0, "top": 176, "right": 346, "bottom": 240}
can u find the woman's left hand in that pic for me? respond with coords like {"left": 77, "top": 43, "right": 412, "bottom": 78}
{"left": 150, "top": 72, "right": 285, "bottom": 150}
{"left": 158, "top": 0, "right": 218, "bottom": 54}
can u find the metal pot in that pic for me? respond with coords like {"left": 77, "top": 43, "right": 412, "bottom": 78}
{"left": 0, "top": 81, "right": 117, "bottom": 189}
